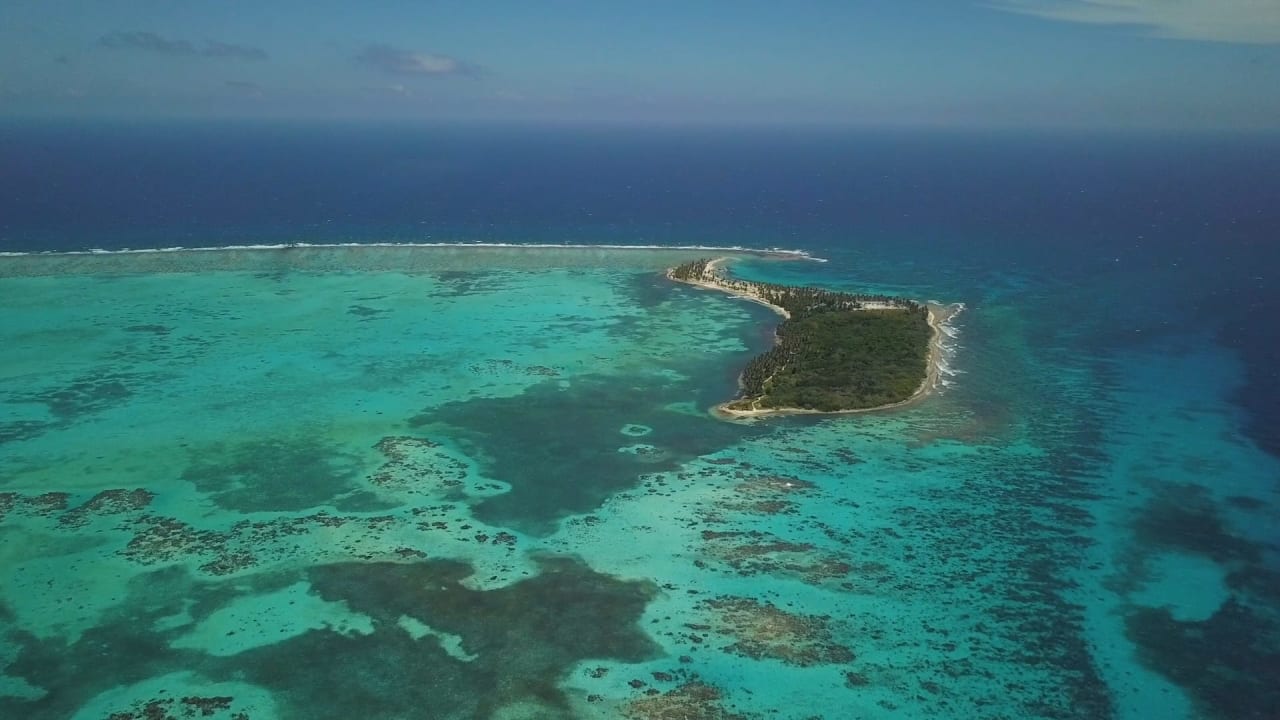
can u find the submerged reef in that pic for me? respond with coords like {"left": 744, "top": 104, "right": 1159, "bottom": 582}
{"left": 411, "top": 374, "right": 758, "bottom": 534}
{"left": 180, "top": 436, "right": 367, "bottom": 513}
{"left": 622, "top": 682, "right": 747, "bottom": 720}
{"left": 100, "top": 695, "right": 244, "bottom": 720}
{"left": 1126, "top": 599, "right": 1280, "bottom": 720}
{"left": 698, "top": 529, "right": 852, "bottom": 586}
{"left": 702, "top": 597, "right": 855, "bottom": 667}
{"left": 0, "top": 556, "right": 661, "bottom": 720}
{"left": 4, "top": 247, "right": 1270, "bottom": 720}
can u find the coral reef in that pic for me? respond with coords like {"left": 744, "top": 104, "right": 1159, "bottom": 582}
{"left": 702, "top": 596, "right": 855, "bottom": 667}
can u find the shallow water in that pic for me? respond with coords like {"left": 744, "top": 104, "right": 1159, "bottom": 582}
{"left": 1, "top": 244, "right": 1277, "bottom": 720}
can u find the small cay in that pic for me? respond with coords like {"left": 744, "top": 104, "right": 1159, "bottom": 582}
{"left": 667, "top": 258, "right": 953, "bottom": 417}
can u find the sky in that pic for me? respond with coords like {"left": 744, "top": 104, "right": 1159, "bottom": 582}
{"left": 1, "top": 0, "right": 1278, "bottom": 129}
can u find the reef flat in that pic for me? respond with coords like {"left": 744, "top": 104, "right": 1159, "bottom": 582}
{"left": 2, "top": 243, "right": 1276, "bottom": 720}
{"left": 667, "top": 258, "right": 958, "bottom": 417}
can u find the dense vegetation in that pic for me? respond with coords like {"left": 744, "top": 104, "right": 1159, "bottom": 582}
{"left": 737, "top": 308, "right": 931, "bottom": 411}
{"left": 670, "top": 259, "right": 932, "bottom": 412}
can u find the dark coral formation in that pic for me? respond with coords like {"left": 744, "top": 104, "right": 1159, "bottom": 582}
{"left": 107, "top": 498, "right": 517, "bottom": 579}
{"left": 368, "top": 436, "right": 472, "bottom": 496}
{"left": 60, "top": 488, "right": 154, "bottom": 528}
{"left": 99, "top": 695, "right": 244, "bottom": 720}
{"left": 198, "top": 551, "right": 258, "bottom": 577}
{"left": 121, "top": 510, "right": 351, "bottom": 575}
{"left": 698, "top": 530, "right": 851, "bottom": 586}
{"left": 464, "top": 358, "right": 562, "bottom": 377}
{"left": 102, "top": 695, "right": 239, "bottom": 720}
{"left": 701, "top": 597, "right": 855, "bottom": 667}
{"left": 622, "top": 682, "right": 747, "bottom": 720}
{"left": 7, "top": 430, "right": 528, "bottom": 581}
{"left": 843, "top": 670, "right": 870, "bottom": 687}
{"left": 125, "top": 517, "right": 228, "bottom": 565}
{"left": 732, "top": 475, "right": 816, "bottom": 496}
{"left": 654, "top": 465, "right": 852, "bottom": 585}
{"left": 0, "top": 491, "right": 70, "bottom": 521}
{"left": 717, "top": 474, "right": 816, "bottom": 516}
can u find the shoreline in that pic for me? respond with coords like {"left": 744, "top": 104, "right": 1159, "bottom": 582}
{"left": 667, "top": 256, "right": 960, "bottom": 420}
{"left": 665, "top": 257, "right": 792, "bottom": 319}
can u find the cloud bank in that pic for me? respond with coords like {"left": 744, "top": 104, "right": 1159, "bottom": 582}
{"left": 99, "top": 31, "right": 268, "bottom": 59}
{"left": 356, "top": 44, "right": 479, "bottom": 77}
{"left": 991, "top": 0, "right": 1280, "bottom": 43}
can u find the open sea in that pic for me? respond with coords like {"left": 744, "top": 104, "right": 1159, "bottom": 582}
{"left": 1, "top": 122, "right": 1278, "bottom": 720}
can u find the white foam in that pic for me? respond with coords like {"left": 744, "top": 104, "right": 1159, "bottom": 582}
{"left": 937, "top": 358, "right": 963, "bottom": 377}
{"left": 931, "top": 302, "right": 967, "bottom": 391}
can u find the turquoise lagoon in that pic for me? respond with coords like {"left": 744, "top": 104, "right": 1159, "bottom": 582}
{"left": 1, "top": 245, "right": 1277, "bottom": 720}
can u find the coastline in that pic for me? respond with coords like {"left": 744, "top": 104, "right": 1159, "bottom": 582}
{"left": 665, "top": 257, "right": 792, "bottom": 319}
{"left": 666, "top": 256, "right": 959, "bottom": 419}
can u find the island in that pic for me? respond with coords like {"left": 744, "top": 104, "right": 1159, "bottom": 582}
{"left": 667, "top": 258, "right": 954, "bottom": 418}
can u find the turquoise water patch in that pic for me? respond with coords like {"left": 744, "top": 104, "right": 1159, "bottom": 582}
{"left": 3, "top": 246, "right": 1278, "bottom": 719}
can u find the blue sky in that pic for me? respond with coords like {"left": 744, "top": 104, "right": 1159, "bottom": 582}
{"left": 1, "top": 0, "right": 1278, "bottom": 128}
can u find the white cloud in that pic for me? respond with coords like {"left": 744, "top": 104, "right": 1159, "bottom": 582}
{"left": 991, "top": 0, "right": 1280, "bottom": 43}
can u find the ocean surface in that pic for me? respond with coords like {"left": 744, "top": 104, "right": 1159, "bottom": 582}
{"left": 1, "top": 122, "right": 1278, "bottom": 720}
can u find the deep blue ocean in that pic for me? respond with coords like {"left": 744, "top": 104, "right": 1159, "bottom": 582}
{"left": 1, "top": 122, "right": 1278, "bottom": 719}
{"left": 3, "top": 122, "right": 1277, "bottom": 451}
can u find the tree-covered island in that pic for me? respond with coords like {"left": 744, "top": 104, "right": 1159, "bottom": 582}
{"left": 668, "top": 258, "right": 939, "bottom": 416}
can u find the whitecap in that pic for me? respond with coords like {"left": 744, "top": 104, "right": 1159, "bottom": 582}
{"left": 0, "top": 241, "right": 825, "bottom": 261}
